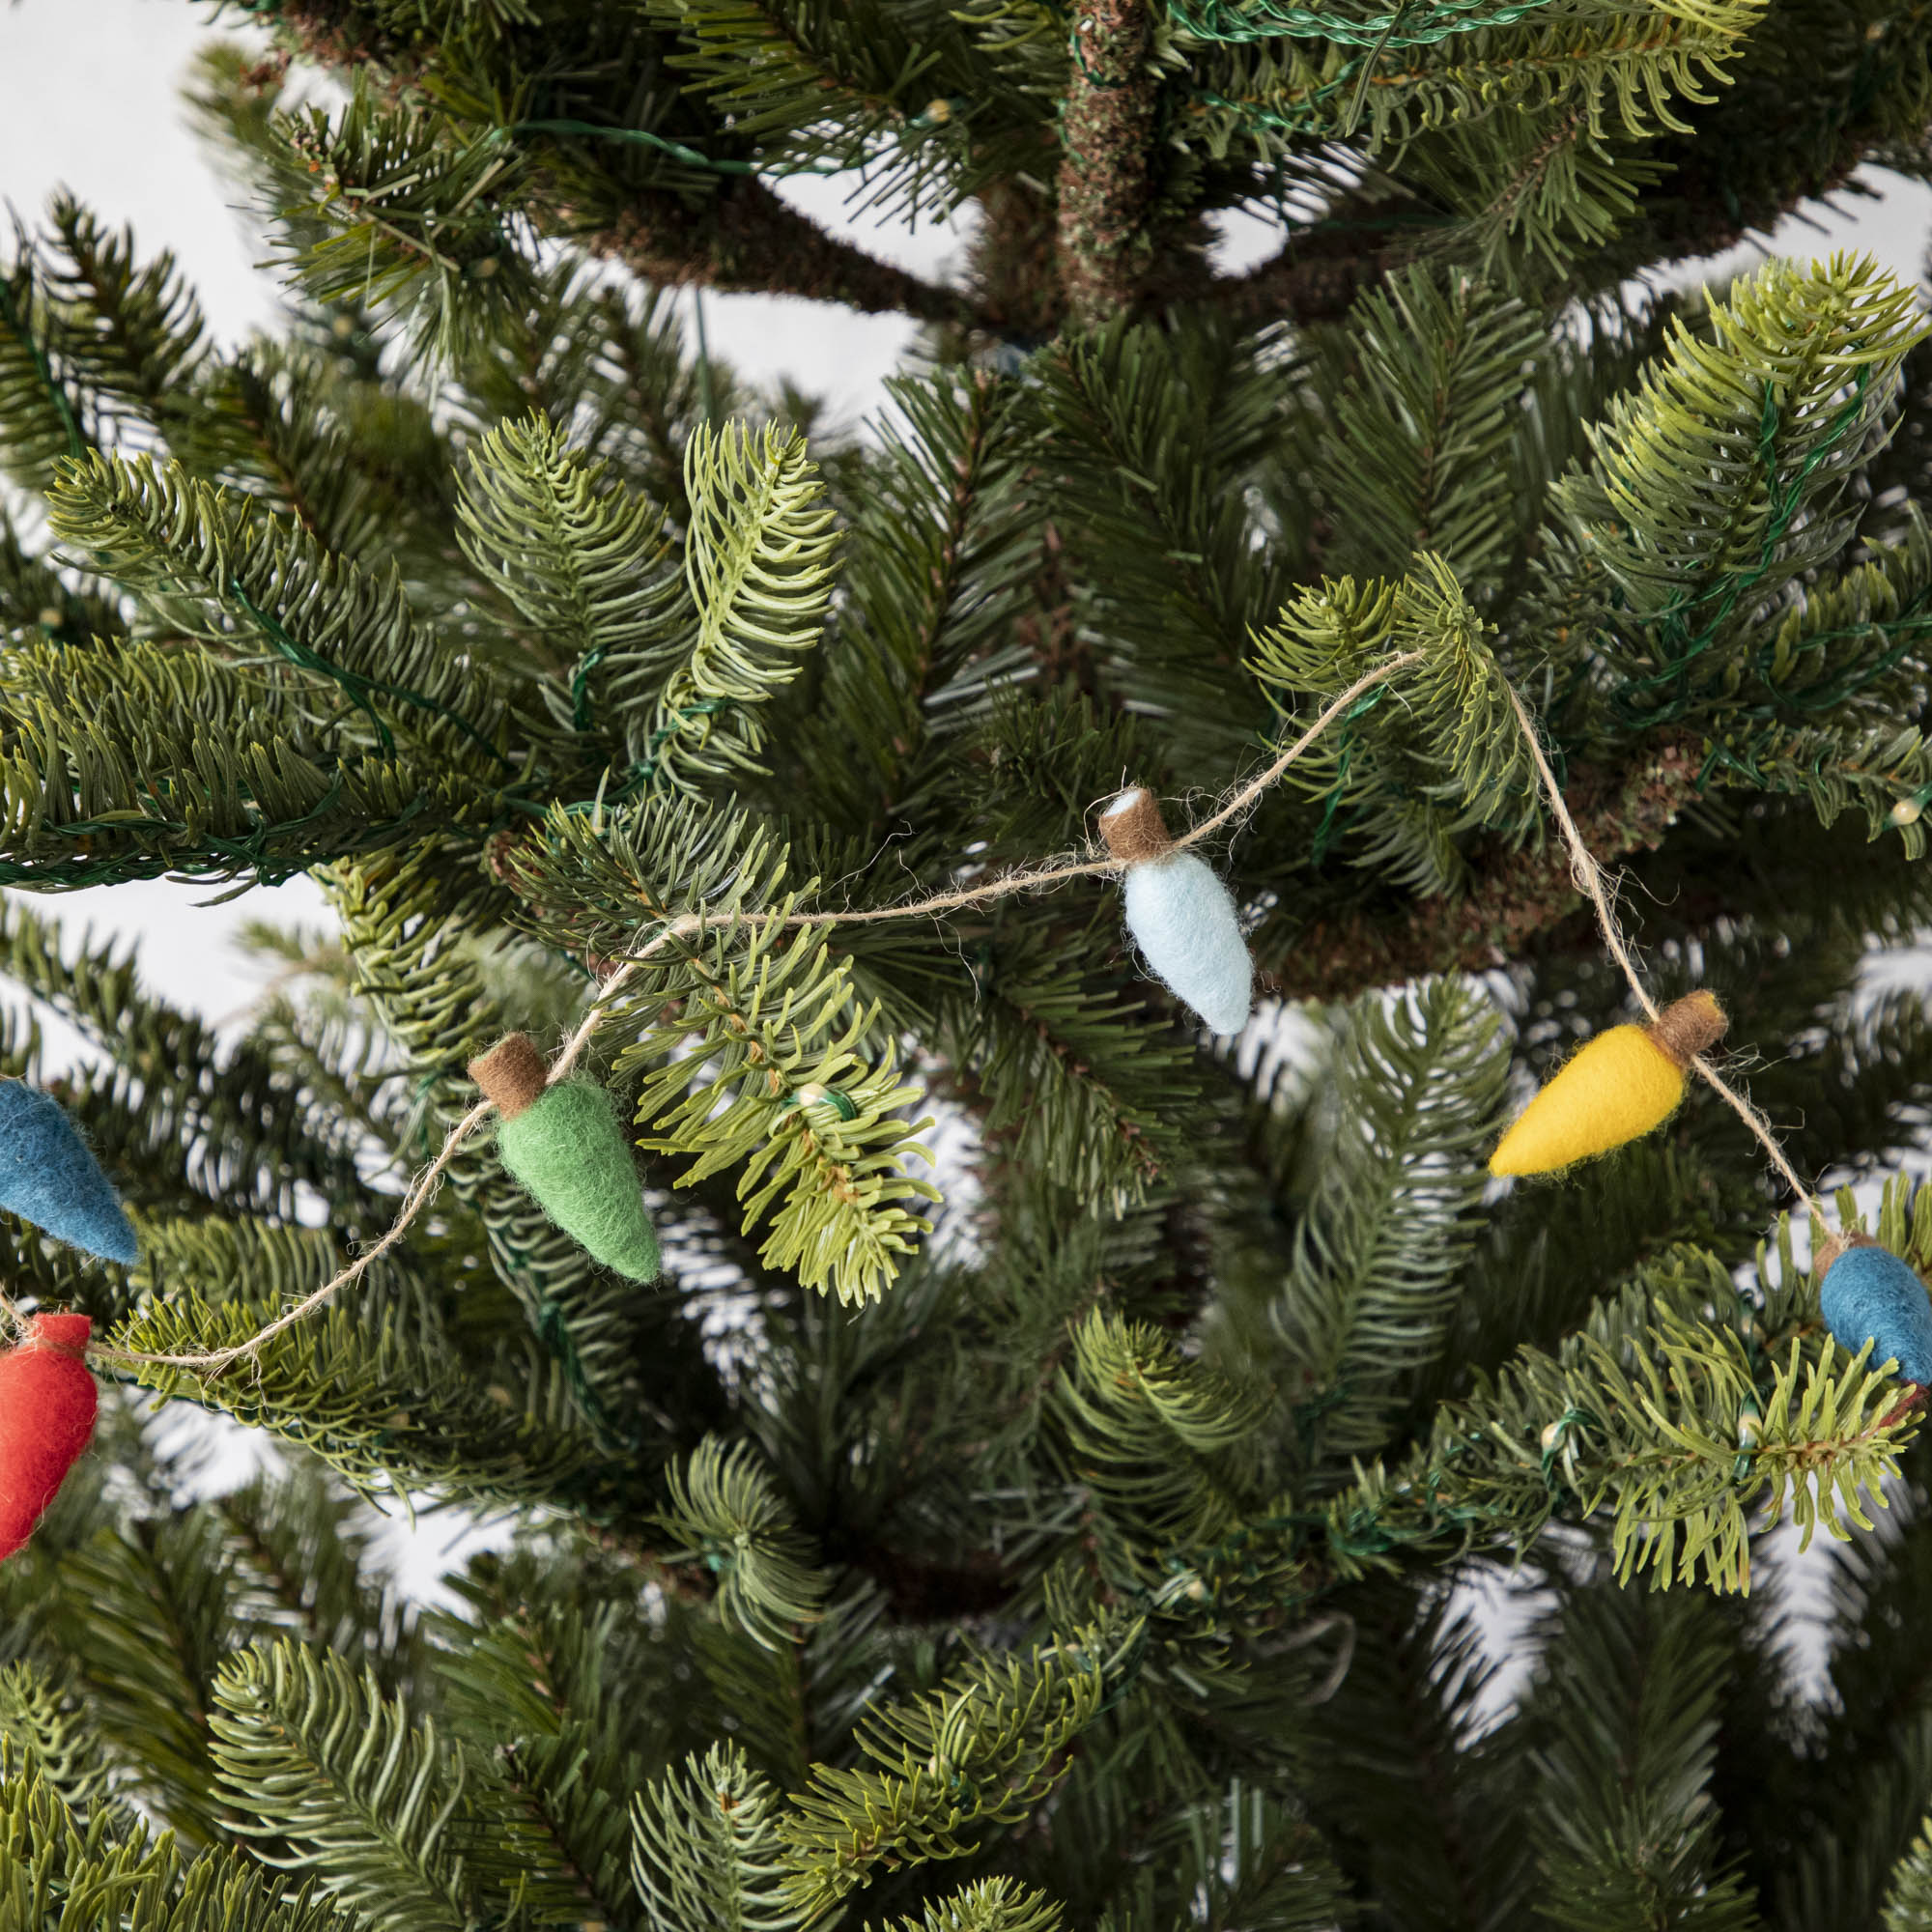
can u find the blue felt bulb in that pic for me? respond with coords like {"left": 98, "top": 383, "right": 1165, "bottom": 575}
{"left": 1122, "top": 852, "right": 1254, "bottom": 1036}
{"left": 1821, "top": 1243, "right": 1932, "bottom": 1382}
{"left": 0, "top": 1082, "right": 139, "bottom": 1266}
{"left": 1101, "top": 788, "right": 1253, "bottom": 1037}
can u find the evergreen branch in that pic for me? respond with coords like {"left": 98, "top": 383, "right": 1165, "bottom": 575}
{"left": 109, "top": 1288, "right": 612, "bottom": 1512}
{"left": 1195, "top": 0, "right": 1764, "bottom": 154}
{"left": 0, "top": 1753, "right": 359, "bottom": 1932}
{"left": 1270, "top": 978, "right": 1510, "bottom": 1467}
{"left": 0, "top": 1663, "right": 126, "bottom": 1833}
{"left": 690, "top": 1580, "right": 903, "bottom": 1794}
{"left": 196, "top": 341, "right": 467, "bottom": 579}
{"left": 1311, "top": 268, "right": 1550, "bottom": 588}
{"left": 1037, "top": 320, "right": 1293, "bottom": 752}
{"left": 1405, "top": 100, "right": 1646, "bottom": 276}
{"left": 632, "top": 1743, "right": 802, "bottom": 1932}
{"left": 259, "top": 2, "right": 993, "bottom": 327}
{"left": 650, "top": 421, "right": 839, "bottom": 788}
{"left": 1173, "top": 0, "right": 1565, "bottom": 46}
{"left": 0, "top": 218, "right": 94, "bottom": 490}
{"left": 647, "top": 0, "right": 980, "bottom": 219}
{"left": 456, "top": 412, "right": 687, "bottom": 738}
{"left": 1885, "top": 1818, "right": 1932, "bottom": 1931}
{"left": 937, "top": 926, "right": 1208, "bottom": 1211}
{"left": 215, "top": 1464, "right": 410, "bottom": 1687}
{"left": 776, "top": 1623, "right": 1127, "bottom": 1919}
{"left": 497, "top": 1748, "right": 643, "bottom": 1927}
{"left": 1170, "top": 1780, "right": 1356, "bottom": 1931}
{"left": 615, "top": 900, "right": 939, "bottom": 1305}
{"left": 1553, "top": 253, "right": 1929, "bottom": 724}
{"left": 265, "top": 81, "right": 536, "bottom": 362}
{"left": 1056, "top": 1310, "right": 1266, "bottom": 1548}
{"left": 49, "top": 1509, "right": 248, "bottom": 1847}
{"left": 1322, "top": 1243, "right": 1921, "bottom": 1593}
{"left": 1252, "top": 554, "right": 1541, "bottom": 895}
{"left": 0, "top": 628, "right": 473, "bottom": 889}
{"left": 657, "top": 1437, "right": 834, "bottom": 1651}
{"left": 865, "top": 1879, "right": 1065, "bottom": 1932}
{"left": 37, "top": 194, "right": 211, "bottom": 449}
{"left": 1288, "top": 1593, "right": 1520, "bottom": 1923}
{"left": 804, "top": 367, "right": 1038, "bottom": 836}
{"left": 1526, "top": 1586, "right": 1759, "bottom": 1929}
{"left": 1264, "top": 734, "right": 1701, "bottom": 997}
{"left": 45, "top": 452, "right": 529, "bottom": 777}
{"left": 210, "top": 1641, "right": 549, "bottom": 1932}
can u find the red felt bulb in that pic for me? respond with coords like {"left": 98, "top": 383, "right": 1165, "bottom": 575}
{"left": 0, "top": 1313, "right": 97, "bottom": 1563}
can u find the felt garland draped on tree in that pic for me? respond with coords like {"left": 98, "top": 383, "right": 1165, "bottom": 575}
{"left": 4, "top": 646, "right": 1930, "bottom": 1572}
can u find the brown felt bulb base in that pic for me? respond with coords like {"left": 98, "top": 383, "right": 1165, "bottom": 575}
{"left": 1644, "top": 991, "right": 1729, "bottom": 1070}
{"left": 1099, "top": 786, "right": 1175, "bottom": 866}
{"left": 469, "top": 1033, "right": 549, "bottom": 1122}
{"left": 1812, "top": 1228, "right": 1876, "bottom": 1282}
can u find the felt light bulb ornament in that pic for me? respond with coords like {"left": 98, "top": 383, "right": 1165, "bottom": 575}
{"left": 1490, "top": 991, "right": 1729, "bottom": 1178}
{"left": 0, "top": 1080, "right": 138, "bottom": 1265}
{"left": 1815, "top": 1231, "right": 1932, "bottom": 1384}
{"left": 0, "top": 1314, "right": 98, "bottom": 1563}
{"left": 469, "top": 1034, "right": 661, "bottom": 1283}
{"left": 1099, "top": 788, "right": 1253, "bottom": 1037}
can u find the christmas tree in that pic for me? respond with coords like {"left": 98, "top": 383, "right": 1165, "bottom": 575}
{"left": 5, "top": 0, "right": 1932, "bottom": 1924}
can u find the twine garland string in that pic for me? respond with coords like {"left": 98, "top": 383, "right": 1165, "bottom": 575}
{"left": 1497, "top": 682, "right": 1826, "bottom": 1222}
{"left": 16, "top": 649, "right": 1827, "bottom": 1378}
{"left": 71, "top": 654, "right": 1424, "bottom": 1378}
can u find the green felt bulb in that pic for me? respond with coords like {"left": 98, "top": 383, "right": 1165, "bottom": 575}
{"left": 473, "top": 1036, "right": 660, "bottom": 1283}
{"left": 498, "top": 1082, "right": 661, "bottom": 1282}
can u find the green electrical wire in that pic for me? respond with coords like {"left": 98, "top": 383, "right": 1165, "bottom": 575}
{"left": 1169, "top": 0, "right": 1564, "bottom": 47}
{"left": 228, "top": 577, "right": 513, "bottom": 770}
{"left": 1612, "top": 370, "right": 1877, "bottom": 726}
{"left": 508, "top": 118, "right": 848, "bottom": 180}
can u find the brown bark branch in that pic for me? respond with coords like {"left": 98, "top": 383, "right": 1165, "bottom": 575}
{"left": 973, "top": 177, "right": 1065, "bottom": 339}
{"left": 1208, "top": 226, "right": 1398, "bottom": 329}
{"left": 272, "top": 4, "right": 985, "bottom": 332}
{"left": 586, "top": 179, "right": 983, "bottom": 328}
{"left": 1056, "top": 0, "right": 1160, "bottom": 327}
{"left": 1271, "top": 736, "right": 1704, "bottom": 1000}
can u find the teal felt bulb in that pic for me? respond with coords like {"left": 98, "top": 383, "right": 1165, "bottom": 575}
{"left": 471, "top": 1035, "right": 661, "bottom": 1283}
{"left": 1820, "top": 1241, "right": 1932, "bottom": 1382}
{"left": 1101, "top": 787, "right": 1253, "bottom": 1037}
{"left": 0, "top": 1081, "right": 138, "bottom": 1266}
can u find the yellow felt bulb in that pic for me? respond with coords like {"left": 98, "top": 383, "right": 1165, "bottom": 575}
{"left": 1490, "top": 991, "right": 1727, "bottom": 1178}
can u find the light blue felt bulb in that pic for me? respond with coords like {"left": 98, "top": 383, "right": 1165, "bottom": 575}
{"left": 1820, "top": 1241, "right": 1932, "bottom": 1382}
{"left": 1102, "top": 787, "right": 1253, "bottom": 1037}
